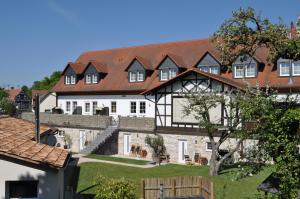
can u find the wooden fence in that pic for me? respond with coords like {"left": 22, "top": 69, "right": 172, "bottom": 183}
{"left": 141, "top": 176, "right": 213, "bottom": 199}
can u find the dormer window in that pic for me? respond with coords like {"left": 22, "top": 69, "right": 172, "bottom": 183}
{"left": 129, "top": 71, "right": 144, "bottom": 82}
{"left": 156, "top": 55, "right": 183, "bottom": 81}
{"left": 65, "top": 75, "right": 76, "bottom": 85}
{"left": 233, "top": 55, "right": 258, "bottom": 78}
{"left": 92, "top": 74, "right": 98, "bottom": 83}
{"left": 137, "top": 71, "right": 144, "bottom": 81}
{"left": 126, "top": 57, "right": 151, "bottom": 83}
{"left": 196, "top": 53, "right": 221, "bottom": 75}
{"left": 129, "top": 71, "right": 137, "bottom": 82}
{"left": 293, "top": 61, "right": 300, "bottom": 76}
{"left": 277, "top": 59, "right": 300, "bottom": 77}
{"left": 85, "top": 74, "right": 98, "bottom": 84}
{"left": 86, "top": 74, "right": 92, "bottom": 84}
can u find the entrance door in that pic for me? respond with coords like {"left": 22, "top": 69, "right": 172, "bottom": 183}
{"left": 124, "top": 134, "right": 131, "bottom": 155}
{"left": 178, "top": 140, "right": 188, "bottom": 163}
{"left": 79, "top": 130, "right": 87, "bottom": 151}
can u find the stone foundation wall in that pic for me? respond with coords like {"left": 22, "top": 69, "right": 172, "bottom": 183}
{"left": 118, "top": 131, "right": 256, "bottom": 163}
{"left": 119, "top": 117, "right": 155, "bottom": 131}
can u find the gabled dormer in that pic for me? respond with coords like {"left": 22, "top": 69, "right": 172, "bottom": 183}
{"left": 62, "top": 62, "right": 86, "bottom": 85}
{"left": 232, "top": 55, "right": 258, "bottom": 78}
{"left": 125, "top": 56, "right": 153, "bottom": 82}
{"left": 82, "top": 61, "right": 107, "bottom": 84}
{"left": 156, "top": 54, "right": 185, "bottom": 81}
{"left": 277, "top": 58, "right": 300, "bottom": 77}
{"left": 195, "top": 52, "right": 221, "bottom": 75}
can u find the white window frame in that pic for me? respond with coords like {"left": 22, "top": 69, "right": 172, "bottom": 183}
{"left": 292, "top": 62, "right": 300, "bottom": 76}
{"left": 111, "top": 101, "right": 117, "bottom": 113}
{"left": 160, "top": 69, "right": 169, "bottom": 81}
{"left": 130, "top": 101, "right": 136, "bottom": 113}
{"left": 139, "top": 101, "right": 146, "bottom": 114}
{"left": 279, "top": 62, "right": 290, "bottom": 77}
{"left": 66, "top": 101, "right": 70, "bottom": 112}
{"left": 92, "top": 74, "right": 98, "bottom": 83}
{"left": 137, "top": 71, "right": 144, "bottom": 82}
{"left": 129, "top": 72, "right": 137, "bottom": 82}
{"left": 85, "top": 102, "right": 90, "bottom": 113}
{"left": 206, "top": 142, "right": 213, "bottom": 152}
{"left": 169, "top": 68, "right": 177, "bottom": 79}
{"left": 86, "top": 74, "right": 92, "bottom": 84}
{"left": 234, "top": 65, "right": 244, "bottom": 78}
{"left": 245, "top": 64, "right": 256, "bottom": 77}
{"left": 210, "top": 66, "right": 219, "bottom": 75}
{"left": 65, "top": 76, "right": 71, "bottom": 84}
{"left": 71, "top": 75, "right": 76, "bottom": 84}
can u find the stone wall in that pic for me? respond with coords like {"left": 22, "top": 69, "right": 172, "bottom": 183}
{"left": 118, "top": 130, "right": 257, "bottom": 163}
{"left": 21, "top": 112, "right": 111, "bottom": 129}
{"left": 118, "top": 117, "right": 155, "bottom": 131}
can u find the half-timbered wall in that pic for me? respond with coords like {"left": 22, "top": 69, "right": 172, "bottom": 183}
{"left": 153, "top": 73, "right": 233, "bottom": 128}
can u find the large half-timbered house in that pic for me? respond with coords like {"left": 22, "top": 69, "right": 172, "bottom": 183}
{"left": 52, "top": 38, "right": 300, "bottom": 163}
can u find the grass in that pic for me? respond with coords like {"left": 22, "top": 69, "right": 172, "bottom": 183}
{"left": 85, "top": 154, "right": 150, "bottom": 165}
{"left": 76, "top": 162, "right": 273, "bottom": 199}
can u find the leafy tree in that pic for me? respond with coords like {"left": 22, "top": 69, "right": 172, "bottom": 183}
{"left": 0, "top": 98, "right": 16, "bottom": 116}
{"left": 0, "top": 87, "right": 8, "bottom": 101}
{"left": 145, "top": 135, "right": 166, "bottom": 165}
{"left": 183, "top": 87, "right": 271, "bottom": 176}
{"left": 94, "top": 175, "right": 137, "bottom": 199}
{"left": 21, "top": 85, "right": 31, "bottom": 97}
{"left": 31, "top": 71, "right": 61, "bottom": 91}
{"left": 211, "top": 7, "right": 300, "bottom": 67}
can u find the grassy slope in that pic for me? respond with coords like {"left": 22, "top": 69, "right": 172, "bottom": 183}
{"left": 77, "top": 162, "right": 273, "bottom": 199}
{"left": 85, "top": 154, "right": 149, "bottom": 165}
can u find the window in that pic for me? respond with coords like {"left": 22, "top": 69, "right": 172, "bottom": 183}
{"left": 137, "top": 71, "right": 144, "bottom": 82}
{"left": 245, "top": 64, "right": 255, "bottom": 77}
{"left": 169, "top": 69, "right": 177, "bottom": 79}
{"left": 111, "top": 101, "right": 117, "bottom": 113}
{"left": 86, "top": 74, "right": 92, "bottom": 84}
{"left": 130, "top": 102, "right": 136, "bottom": 113}
{"left": 92, "top": 74, "right": 98, "bottom": 83}
{"left": 7, "top": 180, "right": 38, "bottom": 198}
{"left": 160, "top": 69, "right": 169, "bottom": 81}
{"left": 129, "top": 72, "right": 137, "bottom": 82}
{"left": 71, "top": 75, "right": 76, "bottom": 84}
{"left": 234, "top": 65, "right": 244, "bottom": 78}
{"left": 206, "top": 142, "right": 215, "bottom": 151}
{"left": 140, "top": 101, "right": 146, "bottom": 114}
{"left": 92, "top": 101, "right": 97, "bottom": 115}
{"left": 279, "top": 62, "right": 290, "bottom": 76}
{"left": 200, "top": 66, "right": 209, "bottom": 73}
{"left": 72, "top": 101, "right": 77, "bottom": 113}
{"left": 66, "top": 101, "right": 70, "bottom": 112}
{"left": 85, "top": 102, "right": 90, "bottom": 113}
{"left": 65, "top": 76, "right": 71, "bottom": 84}
{"left": 210, "top": 66, "right": 219, "bottom": 74}
{"left": 293, "top": 62, "right": 300, "bottom": 76}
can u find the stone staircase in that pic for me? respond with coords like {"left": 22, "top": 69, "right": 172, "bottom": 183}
{"left": 80, "top": 126, "right": 118, "bottom": 154}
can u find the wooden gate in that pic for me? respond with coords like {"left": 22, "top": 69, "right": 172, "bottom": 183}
{"left": 141, "top": 176, "right": 213, "bottom": 199}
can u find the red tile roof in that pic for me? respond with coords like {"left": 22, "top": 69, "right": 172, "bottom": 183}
{"left": 52, "top": 38, "right": 300, "bottom": 94}
{"left": 0, "top": 117, "right": 69, "bottom": 169}
{"left": 32, "top": 89, "right": 49, "bottom": 97}
{"left": 7, "top": 89, "right": 22, "bottom": 100}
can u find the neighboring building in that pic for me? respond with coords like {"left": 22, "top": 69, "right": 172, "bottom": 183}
{"left": 0, "top": 116, "right": 70, "bottom": 199}
{"left": 32, "top": 90, "right": 57, "bottom": 113}
{"left": 7, "top": 88, "right": 31, "bottom": 111}
{"left": 50, "top": 38, "right": 300, "bottom": 163}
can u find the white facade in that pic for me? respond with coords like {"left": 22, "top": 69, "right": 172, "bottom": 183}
{"left": 0, "top": 158, "right": 64, "bottom": 199}
{"left": 40, "top": 92, "right": 57, "bottom": 112}
{"left": 57, "top": 94, "right": 155, "bottom": 119}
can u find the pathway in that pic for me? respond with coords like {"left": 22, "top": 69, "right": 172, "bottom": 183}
{"left": 72, "top": 153, "right": 157, "bottom": 168}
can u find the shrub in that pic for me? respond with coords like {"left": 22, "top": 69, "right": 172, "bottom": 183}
{"left": 95, "top": 175, "right": 137, "bottom": 199}
{"left": 145, "top": 135, "right": 166, "bottom": 165}
{"left": 0, "top": 98, "right": 16, "bottom": 116}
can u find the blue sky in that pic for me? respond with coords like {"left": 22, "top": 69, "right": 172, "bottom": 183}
{"left": 0, "top": 0, "right": 299, "bottom": 87}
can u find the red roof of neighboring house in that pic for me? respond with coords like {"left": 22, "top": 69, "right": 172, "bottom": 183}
{"left": 52, "top": 38, "right": 300, "bottom": 94}
{"left": 32, "top": 89, "right": 49, "bottom": 97}
{"left": 7, "top": 89, "right": 22, "bottom": 100}
{"left": 0, "top": 117, "right": 69, "bottom": 169}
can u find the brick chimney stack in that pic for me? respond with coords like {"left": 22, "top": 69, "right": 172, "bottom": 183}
{"left": 290, "top": 21, "right": 297, "bottom": 39}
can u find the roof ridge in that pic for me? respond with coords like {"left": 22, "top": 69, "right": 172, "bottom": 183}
{"left": 76, "top": 38, "right": 210, "bottom": 60}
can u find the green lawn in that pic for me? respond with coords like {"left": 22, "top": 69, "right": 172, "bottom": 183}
{"left": 85, "top": 154, "right": 150, "bottom": 165}
{"left": 76, "top": 162, "right": 273, "bottom": 199}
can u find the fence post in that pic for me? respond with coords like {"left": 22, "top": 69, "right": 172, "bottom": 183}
{"left": 160, "top": 183, "right": 164, "bottom": 199}
{"left": 141, "top": 179, "right": 145, "bottom": 199}
{"left": 199, "top": 176, "right": 203, "bottom": 196}
{"left": 172, "top": 179, "right": 176, "bottom": 197}
{"left": 210, "top": 181, "right": 214, "bottom": 199}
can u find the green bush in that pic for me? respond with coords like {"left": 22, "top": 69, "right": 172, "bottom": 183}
{"left": 0, "top": 98, "right": 16, "bottom": 116}
{"left": 95, "top": 175, "right": 137, "bottom": 199}
{"left": 145, "top": 135, "right": 166, "bottom": 164}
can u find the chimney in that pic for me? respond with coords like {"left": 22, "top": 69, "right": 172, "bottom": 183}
{"left": 290, "top": 21, "right": 297, "bottom": 39}
{"left": 34, "top": 94, "right": 40, "bottom": 143}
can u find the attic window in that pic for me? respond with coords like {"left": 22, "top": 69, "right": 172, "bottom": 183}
{"left": 65, "top": 75, "right": 76, "bottom": 85}
{"left": 233, "top": 55, "right": 257, "bottom": 78}
{"left": 129, "top": 71, "right": 144, "bottom": 82}
{"left": 85, "top": 74, "right": 98, "bottom": 84}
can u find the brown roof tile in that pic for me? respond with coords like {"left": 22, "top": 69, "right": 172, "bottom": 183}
{"left": 0, "top": 117, "right": 69, "bottom": 168}
{"left": 7, "top": 89, "right": 22, "bottom": 100}
{"left": 52, "top": 38, "right": 300, "bottom": 94}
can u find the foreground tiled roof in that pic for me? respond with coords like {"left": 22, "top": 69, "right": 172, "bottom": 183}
{"left": 0, "top": 117, "right": 69, "bottom": 169}
{"left": 52, "top": 38, "right": 300, "bottom": 94}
